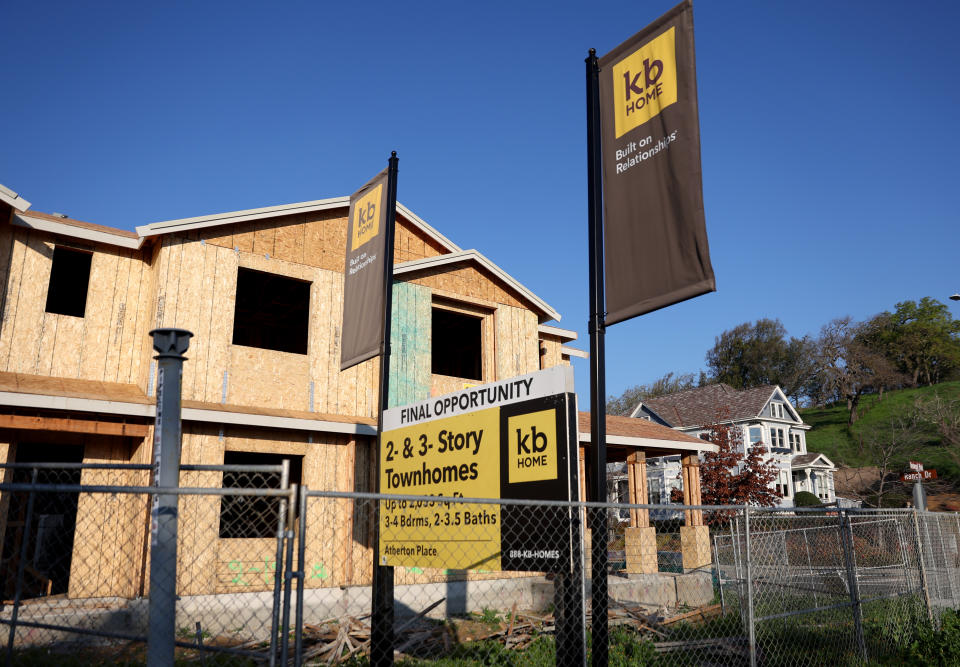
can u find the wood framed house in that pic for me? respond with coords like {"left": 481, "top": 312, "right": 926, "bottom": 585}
{"left": 0, "top": 181, "right": 716, "bottom": 598}
{"left": 630, "top": 384, "right": 836, "bottom": 507}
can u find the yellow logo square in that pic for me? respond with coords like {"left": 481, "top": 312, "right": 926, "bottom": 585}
{"left": 611, "top": 27, "right": 677, "bottom": 138}
{"left": 508, "top": 408, "right": 557, "bottom": 484}
{"left": 350, "top": 183, "right": 383, "bottom": 251}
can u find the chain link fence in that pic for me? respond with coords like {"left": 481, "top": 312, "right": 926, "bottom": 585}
{"left": 2, "top": 465, "right": 959, "bottom": 665}
{"left": 0, "top": 462, "right": 296, "bottom": 665}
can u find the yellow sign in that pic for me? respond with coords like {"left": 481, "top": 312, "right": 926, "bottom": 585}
{"left": 507, "top": 409, "right": 557, "bottom": 484}
{"left": 350, "top": 183, "right": 382, "bottom": 250}
{"left": 380, "top": 408, "right": 501, "bottom": 570}
{"left": 611, "top": 27, "right": 677, "bottom": 138}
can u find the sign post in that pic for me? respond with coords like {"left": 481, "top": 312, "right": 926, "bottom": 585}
{"left": 339, "top": 154, "right": 399, "bottom": 666}
{"left": 586, "top": 3, "right": 713, "bottom": 664}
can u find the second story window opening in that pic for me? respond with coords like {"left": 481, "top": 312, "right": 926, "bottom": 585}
{"left": 431, "top": 307, "right": 482, "bottom": 381}
{"left": 232, "top": 268, "right": 311, "bottom": 355}
{"left": 45, "top": 246, "right": 92, "bottom": 318}
{"left": 771, "top": 402, "right": 785, "bottom": 419}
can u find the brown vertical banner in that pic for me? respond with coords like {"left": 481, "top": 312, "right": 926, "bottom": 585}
{"left": 340, "top": 168, "right": 391, "bottom": 371}
{"left": 598, "top": 0, "right": 714, "bottom": 325}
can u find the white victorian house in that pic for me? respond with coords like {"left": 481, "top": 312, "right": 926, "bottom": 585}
{"left": 625, "top": 384, "right": 836, "bottom": 508}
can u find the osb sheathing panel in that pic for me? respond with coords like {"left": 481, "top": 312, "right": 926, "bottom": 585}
{"left": 199, "top": 210, "right": 444, "bottom": 274}
{"left": 167, "top": 424, "right": 369, "bottom": 594}
{"left": 407, "top": 263, "right": 541, "bottom": 313}
{"left": 538, "top": 336, "right": 563, "bottom": 370}
{"left": 0, "top": 229, "right": 152, "bottom": 387}
{"left": 495, "top": 305, "right": 539, "bottom": 380}
{"left": 68, "top": 435, "right": 151, "bottom": 599}
{"left": 149, "top": 235, "right": 380, "bottom": 418}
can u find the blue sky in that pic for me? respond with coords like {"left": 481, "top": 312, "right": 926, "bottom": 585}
{"left": 2, "top": 1, "right": 958, "bottom": 406}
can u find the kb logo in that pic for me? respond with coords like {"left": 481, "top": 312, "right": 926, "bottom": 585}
{"left": 611, "top": 26, "right": 678, "bottom": 138}
{"left": 507, "top": 409, "right": 557, "bottom": 484}
{"left": 350, "top": 183, "right": 383, "bottom": 251}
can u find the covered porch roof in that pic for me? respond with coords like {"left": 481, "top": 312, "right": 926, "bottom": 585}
{"left": 577, "top": 412, "right": 716, "bottom": 461}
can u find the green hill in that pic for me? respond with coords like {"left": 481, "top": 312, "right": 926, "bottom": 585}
{"left": 801, "top": 381, "right": 960, "bottom": 485}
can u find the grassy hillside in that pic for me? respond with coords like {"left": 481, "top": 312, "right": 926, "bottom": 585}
{"left": 801, "top": 381, "right": 960, "bottom": 485}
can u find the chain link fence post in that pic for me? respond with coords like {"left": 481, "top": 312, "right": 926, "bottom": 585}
{"left": 838, "top": 510, "right": 866, "bottom": 660}
{"left": 280, "top": 483, "right": 298, "bottom": 666}
{"left": 147, "top": 328, "right": 192, "bottom": 667}
{"left": 267, "top": 460, "right": 289, "bottom": 667}
{"left": 911, "top": 509, "right": 934, "bottom": 624}
{"left": 744, "top": 506, "right": 756, "bottom": 667}
{"left": 295, "top": 485, "right": 308, "bottom": 667}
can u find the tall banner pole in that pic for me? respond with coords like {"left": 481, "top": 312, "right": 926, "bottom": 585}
{"left": 585, "top": 48, "right": 609, "bottom": 667}
{"left": 371, "top": 151, "right": 399, "bottom": 667}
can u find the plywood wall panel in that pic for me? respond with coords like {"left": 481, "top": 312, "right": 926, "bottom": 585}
{"left": 273, "top": 217, "right": 304, "bottom": 264}
{"left": 0, "top": 228, "right": 30, "bottom": 371}
{"left": 203, "top": 245, "right": 238, "bottom": 403}
{"left": 51, "top": 314, "right": 86, "bottom": 378}
{"left": 102, "top": 250, "right": 134, "bottom": 383}
{"left": 34, "top": 313, "right": 57, "bottom": 376}
{"left": 77, "top": 249, "right": 119, "bottom": 380}
{"left": 252, "top": 221, "right": 276, "bottom": 257}
{"left": 8, "top": 233, "right": 52, "bottom": 375}
{"left": 171, "top": 240, "right": 205, "bottom": 396}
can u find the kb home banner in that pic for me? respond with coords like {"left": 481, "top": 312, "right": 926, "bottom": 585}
{"left": 598, "top": 0, "right": 715, "bottom": 325}
{"left": 378, "top": 366, "right": 580, "bottom": 573}
{"left": 340, "top": 169, "right": 391, "bottom": 371}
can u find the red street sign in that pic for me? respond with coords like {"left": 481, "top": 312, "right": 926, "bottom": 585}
{"left": 909, "top": 461, "right": 924, "bottom": 472}
{"left": 901, "top": 470, "right": 937, "bottom": 482}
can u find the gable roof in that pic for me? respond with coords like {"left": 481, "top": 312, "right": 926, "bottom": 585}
{"left": 792, "top": 453, "right": 835, "bottom": 469}
{"left": 394, "top": 250, "right": 560, "bottom": 322}
{"left": 8, "top": 191, "right": 560, "bottom": 322}
{"left": 638, "top": 383, "right": 778, "bottom": 428}
{"left": 135, "top": 197, "right": 461, "bottom": 255}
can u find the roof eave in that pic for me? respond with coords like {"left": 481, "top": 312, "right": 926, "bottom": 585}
{"left": 0, "top": 184, "right": 30, "bottom": 212}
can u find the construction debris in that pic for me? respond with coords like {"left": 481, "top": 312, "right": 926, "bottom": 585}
{"left": 291, "top": 600, "right": 731, "bottom": 663}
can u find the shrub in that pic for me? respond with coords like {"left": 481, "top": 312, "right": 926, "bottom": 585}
{"left": 905, "top": 609, "right": 960, "bottom": 666}
{"left": 793, "top": 491, "right": 822, "bottom": 507}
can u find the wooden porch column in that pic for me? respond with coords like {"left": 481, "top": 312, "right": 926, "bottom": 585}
{"left": 680, "top": 452, "right": 710, "bottom": 571}
{"left": 681, "top": 453, "right": 704, "bottom": 527}
{"left": 626, "top": 452, "right": 649, "bottom": 527}
{"left": 624, "top": 451, "right": 657, "bottom": 574}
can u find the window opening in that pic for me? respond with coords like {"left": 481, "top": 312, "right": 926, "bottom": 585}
{"left": 232, "top": 268, "right": 310, "bottom": 354}
{"left": 431, "top": 308, "right": 482, "bottom": 380}
{"left": 45, "top": 246, "right": 92, "bottom": 317}
{"left": 219, "top": 452, "right": 302, "bottom": 539}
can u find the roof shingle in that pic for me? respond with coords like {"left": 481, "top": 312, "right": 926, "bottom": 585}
{"left": 641, "top": 384, "right": 776, "bottom": 427}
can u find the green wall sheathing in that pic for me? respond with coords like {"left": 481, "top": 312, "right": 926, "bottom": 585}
{"left": 388, "top": 281, "right": 431, "bottom": 408}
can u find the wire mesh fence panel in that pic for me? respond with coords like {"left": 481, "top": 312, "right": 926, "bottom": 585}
{"left": 0, "top": 463, "right": 293, "bottom": 665}
{"left": 295, "top": 492, "right": 585, "bottom": 666}
{"left": 4, "top": 467, "right": 960, "bottom": 666}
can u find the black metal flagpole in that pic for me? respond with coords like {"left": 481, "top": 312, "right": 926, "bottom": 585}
{"left": 585, "top": 48, "right": 609, "bottom": 667}
{"left": 371, "top": 151, "right": 399, "bottom": 667}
